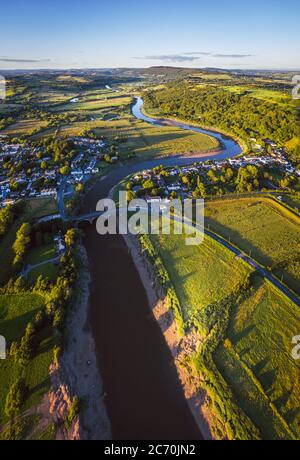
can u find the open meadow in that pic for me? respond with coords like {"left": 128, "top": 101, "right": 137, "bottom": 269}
{"left": 216, "top": 276, "right": 300, "bottom": 439}
{"left": 205, "top": 197, "right": 300, "bottom": 295}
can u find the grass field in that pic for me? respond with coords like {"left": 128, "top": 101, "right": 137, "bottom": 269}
{"left": 0, "top": 198, "right": 57, "bottom": 284}
{"left": 148, "top": 214, "right": 300, "bottom": 438}
{"left": 50, "top": 95, "right": 132, "bottom": 112}
{"left": 281, "top": 193, "right": 300, "bottom": 213}
{"left": 216, "top": 276, "right": 300, "bottom": 439}
{"left": 93, "top": 116, "right": 220, "bottom": 158}
{"left": 0, "top": 102, "right": 22, "bottom": 114}
{"left": 28, "top": 262, "right": 59, "bottom": 284}
{"left": 0, "top": 293, "right": 54, "bottom": 425}
{"left": 150, "top": 231, "right": 251, "bottom": 324}
{"left": 205, "top": 197, "right": 300, "bottom": 295}
{"left": 0, "top": 118, "right": 49, "bottom": 136}
{"left": 27, "top": 244, "right": 55, "bottom": 266}
{"left": 222, "top": 86, "right": 292, "bottom": 105}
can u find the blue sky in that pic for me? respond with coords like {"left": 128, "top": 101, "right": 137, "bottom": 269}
{"left": 0, "top": 0, "right": 299, "bottom": 69}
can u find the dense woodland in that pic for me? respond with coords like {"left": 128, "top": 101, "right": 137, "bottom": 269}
{"left": 144, "top": 83, "right": 300, "bottom": 161}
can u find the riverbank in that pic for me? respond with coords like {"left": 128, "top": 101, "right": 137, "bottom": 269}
{"left": 122, "top": 232, "right": 214, "bottom": 440}
{"left": 57, "top": 243, "right": 111, "bottom": 440}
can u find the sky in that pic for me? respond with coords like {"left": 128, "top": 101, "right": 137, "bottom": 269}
{"left": 0, "top": 0, "right": 299, "bottom": 70}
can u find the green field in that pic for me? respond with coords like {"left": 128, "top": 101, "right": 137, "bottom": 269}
{"left": 150, "top": 232, "right": 251, "bottom": 324}
{"left": 50, "top": 95, "right": 132, "bottom": 112}
{"left": 205, "top": 197, "right": 300, "bottom": 295}
{"left": 0, "top": 293, "right": 54, "bottom": 425}
{"left": 28, "top": 262, "right": 59, "bottom": 284}
{"left": 0, "top": 198, "right": 57, "bottom": 284}
{"left": 0, "top": 118, "right": 49, "bottom": 136}
{"left": 147, "top": 209, "right": 300, "bottom": 438}
{"left": 222, "top": 86, "right": 292, "bottom": 105}
{"left": 93, "top": 116, "right": 220, "bottom": 158}
{"left": 27, "top": 244, "right": 55, "bottom": 266}
{"left": 216, "top": 277, "right": 300, "bottom": 439}
{"left": 0, "top": 103, "right": 23, "bottom": 114}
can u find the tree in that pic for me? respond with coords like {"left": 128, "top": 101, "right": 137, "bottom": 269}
{"left": 225, "top": 167, "right": 234, "bottom": 181}
{"left": 64, "top": 228, "right": 77, "bottom": 247}
{"left": 75, "top": 183, "right": 84, "bottom": 193}
{"left": 193, "top": 177, "right": 206, "bottom": 198}
{"left": 126, "top": 190, "right": 136, "bottom": 202}
{"left": 5, "top": 377, "right": 26, "bottom": 418}
{"left": 13, "top": 223, "right": 31, "bottom": 265}
{"left": 59, "top": 165, "right": 70, "bottom": 175}
{"left": 0, "top": 205, "right": 14, "bottom": 237}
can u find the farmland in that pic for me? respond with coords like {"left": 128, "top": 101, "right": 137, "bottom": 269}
{"left": 1, "top": 118, "right": 49, "bottom": 136}
{"left": 216, "top": 277, "right": 300, "bottom": 439}
{"left": 204, "top": 196, "right": 300, "bottom": 295}
{"left": 93, "top": 117, "right": 220, "bottom": 158}
{"left": 150, "top": 231, "right": 251, "bottom": 323}
{"left": 148, "top": 222, "right": 300, "bottom": 439}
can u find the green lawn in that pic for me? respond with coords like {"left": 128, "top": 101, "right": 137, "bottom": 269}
{"left": 281, "top": 193, "right": 300, "bottom": 213}
{"left": 205, "top": 197, "right": 300, "bottom": 295}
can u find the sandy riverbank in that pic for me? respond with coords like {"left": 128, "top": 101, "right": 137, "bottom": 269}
{"left": 122, "top": 233, "right": 214, "bottom": 440}
{"left": 57, "top": 244, "right": 111, "bottom": 440}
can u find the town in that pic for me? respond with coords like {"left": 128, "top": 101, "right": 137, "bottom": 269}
{"left": 126, "top": 138, "right": 300, "bottom": 204}
{"left": 0, "top": 135, "right": 119, "bottom": 209}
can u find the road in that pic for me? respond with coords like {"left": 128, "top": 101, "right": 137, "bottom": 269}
{"left": 21, "top": 256, "right": 61, "bottom": 278}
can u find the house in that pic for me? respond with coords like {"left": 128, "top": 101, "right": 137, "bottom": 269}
{"left": 146, "top": 196, "right": 161, "bottom": 203}
{"left": 54, "top": 233, "right": 66, "bottom": 255}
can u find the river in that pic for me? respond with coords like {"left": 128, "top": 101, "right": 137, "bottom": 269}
{"left": 81, "top": 97, "right": 241, "bottom": 440}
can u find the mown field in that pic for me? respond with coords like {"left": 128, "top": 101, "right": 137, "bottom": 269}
{"left": 0, "top": 293, "right": 54, "bottom": 425}
{"left": 205, "top": 197, "right": 300, "bottom": 295}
